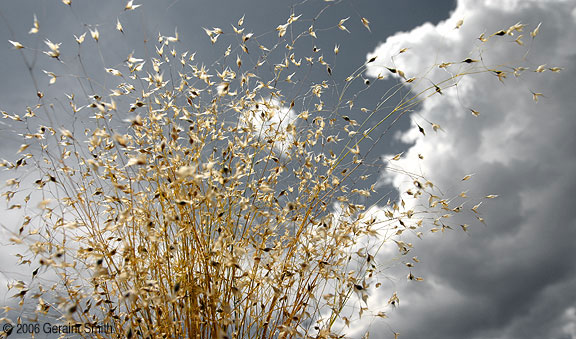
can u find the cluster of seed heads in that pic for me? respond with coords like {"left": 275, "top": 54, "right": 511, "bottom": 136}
{"left": 0, "top": 2, "right": 550, "bottom": 338}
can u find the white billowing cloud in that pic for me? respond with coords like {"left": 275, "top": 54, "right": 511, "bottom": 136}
{"left": 562, "top": 307, "right": 576, "bottom": 338}
{"left": 358, "top": 0, "right": 576, "bottom": 338}
{"left": 239, "top": 98, "right": 297, "bottom": 156}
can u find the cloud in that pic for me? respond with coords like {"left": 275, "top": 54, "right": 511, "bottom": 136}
{"left": 238, "top": 97, "right": 298, "bottom": 156}
{"left": 361, "top": 0, "right": 576, "bottom": 338}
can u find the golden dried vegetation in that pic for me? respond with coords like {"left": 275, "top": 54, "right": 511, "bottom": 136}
{"left": 0, "top": 2, "right": 551, "bottom": 338}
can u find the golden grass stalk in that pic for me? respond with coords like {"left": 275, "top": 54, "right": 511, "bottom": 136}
{"left": 0, "top": 3, "right": 548, "bottom": 338}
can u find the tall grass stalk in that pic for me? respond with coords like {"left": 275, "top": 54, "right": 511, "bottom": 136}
{"left": 0, "top": 3, "right": 545, "bottom": 338}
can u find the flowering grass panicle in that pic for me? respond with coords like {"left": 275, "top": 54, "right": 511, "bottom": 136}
{"left": 0, "top": 2, "right": 551, "bottom": 338}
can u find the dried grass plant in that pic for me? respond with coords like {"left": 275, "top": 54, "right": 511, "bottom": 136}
{"left": 0, "top": 2, "right": 548, "bottom": 338}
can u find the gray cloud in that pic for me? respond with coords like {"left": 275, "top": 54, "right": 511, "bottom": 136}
{"left": 363, "top": 0, "right": 576, "bottom": 338}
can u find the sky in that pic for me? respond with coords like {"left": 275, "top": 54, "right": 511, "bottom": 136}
{"left": 1, "top": 0, "right": 575, "bottom": 338}
{"left": 362, "top": 1, "right": 576, "bottom": 338}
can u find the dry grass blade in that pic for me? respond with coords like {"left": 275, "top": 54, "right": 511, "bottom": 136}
{"left": 0, "top": 1, "right": 551, "bottom": 338}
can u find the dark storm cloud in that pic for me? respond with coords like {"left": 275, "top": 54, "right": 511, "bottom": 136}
{"left": 362, "top": 0, "right": 576, "bottom": 338}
